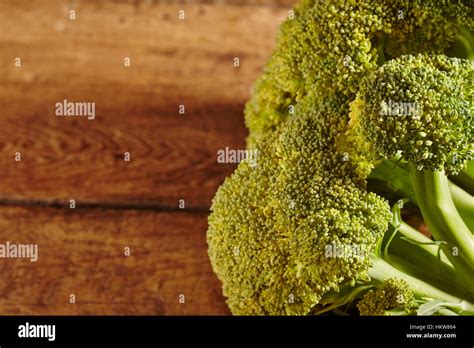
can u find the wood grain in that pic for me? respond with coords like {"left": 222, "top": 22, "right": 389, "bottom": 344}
{"left": 0, "top": 206, "right": 229, "bottom": 315}
{"left": 0, "top": 0, "right": 292, "bottom": 209}
{"left": 0, "top": 0, "right": 298, "bottom": 315}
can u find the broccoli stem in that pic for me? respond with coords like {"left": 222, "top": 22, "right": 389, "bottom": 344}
{"left": 387, "top": 223, "right": 474, "bottom": 302}
{"left": 448, "top": 181, "right": 474, "bottom": 232}
{"left": 368, "top": 159, "right": 417, "bottom": 203}
{"left": 369, "top": 159, "right": 474, "bottom": 231}
{"left": 410, "top": 169, "right": 474, "bottom": 290}
{"left": 368, "top": 256, "right": 474, "bottom": 314}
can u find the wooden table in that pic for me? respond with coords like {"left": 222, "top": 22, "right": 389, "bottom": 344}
{"left": 0, "top": 0, "right": 295, "bottom": 315}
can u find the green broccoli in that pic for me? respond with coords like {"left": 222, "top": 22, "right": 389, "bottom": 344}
{"left": 209, "top": 109, "right": 393, "bottom": 315}
{"left": 347, "top": 53, "right": 474, "bottom": 291}
{"left": 207, "top": 0, "right": 474, "bottom": 316}
{"left": 348, "top": 54, "right": 472, "bottom": 174}
{"left": 357, "top": 278, "right": 416, "bottom": 316}
{"left": 244, "top": 0, "right": 473, "bottom": 145}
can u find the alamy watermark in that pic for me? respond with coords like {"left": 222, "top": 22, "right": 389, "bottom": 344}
{"left": 0, "top": 241, "right": 38, "bottom": 262}
{"left": 55, "top": 99, "right": 95, "bottom": 120}
{"left": 18, "top": 322, "right": 55, "bottom": 341}
{"left": 380, "top": 100, "right": 420, "bottom": 119}
{"left": 217, "top": 147, "right": 258, "bottom": 168}
{"left": 325, "top": 242, "right": 367, "bottom": 259}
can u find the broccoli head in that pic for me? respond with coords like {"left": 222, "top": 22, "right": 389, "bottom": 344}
{"left": 208, "top": 109, "right": 391, "bottom": 315}
{"left": 348, "top": 54, "right": 473, "bottom": 175}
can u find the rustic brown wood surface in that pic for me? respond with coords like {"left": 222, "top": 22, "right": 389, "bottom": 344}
{"left": 0, "top": 206, "right": 228, "bottom": 315}
{"left": 0, "top": 0, "right": 296, "bottom": 314}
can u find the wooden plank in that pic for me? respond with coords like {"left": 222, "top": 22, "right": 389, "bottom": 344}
{"left": 0, "top": 0, "right": 292, "bottom": 208}
{"left": 0, "top": 206, "right": 229, "bottom": 315}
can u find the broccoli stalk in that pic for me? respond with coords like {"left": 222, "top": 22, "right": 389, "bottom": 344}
{"left": 449, "top": 181, "right": 474, "bottom": 231}
{"left": 410, "top": 170, "right": 474, "bottom": 290}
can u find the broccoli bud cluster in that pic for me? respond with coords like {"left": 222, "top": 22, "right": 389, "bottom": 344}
{"left": 350, "top": 54, "right": 473, "bottom": 175}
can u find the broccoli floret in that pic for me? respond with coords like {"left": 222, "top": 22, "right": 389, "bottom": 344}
{"left": 208, "top": 111, "right": 392, "bottom": 315}
{"left": 349, "top": 54, "right": 473, "bottom": 174}
{"left": 208, "top": 0, "right": 474, "bottom": 316}
{"left": 358, "top": 278, "right": 416, "bottom": 316}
